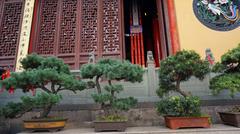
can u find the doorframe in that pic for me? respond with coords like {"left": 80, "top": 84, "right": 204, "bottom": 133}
{"left": 120, "top": 0, "right": 180, "bottom": 62}
{"left": 165, "top": 0, "right": 180, "bottom": 55}
{"left": 156, "top": 0, "right": 168, "bottom": 59}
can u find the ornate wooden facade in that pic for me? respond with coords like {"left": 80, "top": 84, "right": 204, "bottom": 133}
{"left": 29, "top": 0, "right": 123, "bottom": 69}
{"left": 0, "top": 0, "right": 24, "bottom": 70}
{"left": 0, "top": 0, "right": 180, "bottom": 70}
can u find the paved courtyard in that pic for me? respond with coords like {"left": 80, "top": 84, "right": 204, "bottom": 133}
{"left": 19, "top": 124, "right": 240, "bottom": 134}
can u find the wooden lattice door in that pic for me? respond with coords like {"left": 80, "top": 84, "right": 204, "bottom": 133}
{"left": 0, "top": 0, "right": 24, "bottom": 70}
{"left": 32, "top": 0, "right": 124, "bottom": 70}
{"left": 101, "top": 0, "right": 123, "bottom": 59}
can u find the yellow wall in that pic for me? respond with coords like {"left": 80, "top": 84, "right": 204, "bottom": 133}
{"left": 174, "top": 0, "right": 240, "bottom": 61}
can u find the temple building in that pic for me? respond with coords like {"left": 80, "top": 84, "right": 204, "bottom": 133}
{"left": 1, "top": 1, "right": 240, "bottom": 131}
{"left": 0, "top": 0, "right": 240, "bottom": 71}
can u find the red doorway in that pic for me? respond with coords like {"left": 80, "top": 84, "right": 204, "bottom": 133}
{"left": 124, "top": 0, "right": 166, "bottom": 67}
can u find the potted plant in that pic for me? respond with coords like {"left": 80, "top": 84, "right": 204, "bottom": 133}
{"left": 0, "top": 102, "right": 9, "bottom": 133}
{"left": 210, "top": 44, "right": 240, "bottom": 127}
{"left": 0, "top": 54, "right": 86, "bottom": 132}
{"left": 0, "top": 68, "right": 11, "bottom": 133}
{"left": 0, "top": 93, "right": 63, "bottom": 132}
{"left": 156, "top": 50, "right": 211, "bottom": 129}
{"left": 80, "top": 59, "right": 144, "bottom": 132}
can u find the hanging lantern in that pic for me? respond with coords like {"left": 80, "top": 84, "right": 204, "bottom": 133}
{"left": 1, "top": 69, "right": 11, "bottom": 80}
{"left": 0, "top": 68, "right": 14, "bottom": 94}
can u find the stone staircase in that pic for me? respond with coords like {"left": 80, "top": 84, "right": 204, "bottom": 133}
{"left": 19, "top": 124, "right": 240, "bottom": 134}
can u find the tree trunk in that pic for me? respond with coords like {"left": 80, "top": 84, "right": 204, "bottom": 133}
{"left": 15, "top": 107, "right": 32, "bottom": 118}
{"left": 40, "top": 104, "right": 52, "bottom": 118}
{"left": 176, "top": 81, "right": 191, "bottom": 97}
{"left": 96, "top": 75, "right": 101, "bottom": 94}
{"left": 176, "top": 88, "right": 190, "bottom": 97}
{"left": 51, "top": 82, "right": 56, "bottom": 93}
{"left": 108, "top": 80, "right": 114, "bottom": 97}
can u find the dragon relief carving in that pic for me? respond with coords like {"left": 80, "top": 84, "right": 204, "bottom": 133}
{"left": 193, "top": 0, "right": 240, "bottom": 31}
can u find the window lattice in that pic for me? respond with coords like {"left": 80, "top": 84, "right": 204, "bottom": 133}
{"left": 0, "top": 2, "right": 23, "bottom": 56}
{"left": 36, "top": 0, "right": 58, "bottom": 55}
{"left": 59, "top": 0, "right": 77, "bottom": 54}
{"left": 80, "top": 0, "right": 98, "bottom": 53}
{"left": 102, "top": 0, "right": 120, "bottom": 53}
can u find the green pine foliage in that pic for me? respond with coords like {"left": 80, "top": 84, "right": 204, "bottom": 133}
{"left": 0, "top": 102, "right": 24, "bottom": 119}
{"left": 0, "top": 93, "right": 61, "bottom": 119}
{"left": 0, "top": 54, "right": 86, "bottom": 118}
{"left": 80, "top": 59, "right": 144, "bottom": 120}
{"left": 80, "top": 59, "right": 143, "bottom": 83}
{"left": 1, "top": 53, "right": 86, "bottom": 94}
{"left": 210, "top": 44, "right": 240, "bottom": 97}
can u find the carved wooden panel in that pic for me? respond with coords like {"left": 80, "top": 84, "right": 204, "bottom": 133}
{"left": 0, "top": 0, "right": 2, "bottom": 21}
{"left": 0, "top": 1, "right": 23, "bottom": 70}
{"left": 102, "top": 0, "right": 120, "bottom": 53}
{"left": 32, "top": 0, "right": 124, "bottom": 69}
{"left": 80, "top": 0, "right": 98, "bottom": 53}
{"left": 0, "top": 2, "right": 22, "bottom": 57}
{"left": 59, "top": 0, "right": 77, "bottom": 54}
{"left": 36, "top": 0, "right": 58, "bottom": 55}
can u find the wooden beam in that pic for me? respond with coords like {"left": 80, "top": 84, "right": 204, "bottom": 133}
{"left": 28, "top": 0, "right": 39, "bottom": 54}
{"left": 166, "top": 0, "right": 180, "bottom": 54}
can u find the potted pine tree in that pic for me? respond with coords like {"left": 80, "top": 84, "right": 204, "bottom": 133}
{"left": 0, "top": 54, "right": 86, "bottom": 132}
{"left": 80, "top": 59, "right": 144, "bottom": 132}
{"left": 156, "top": 50, "right": 211, "bottom": 129}
{"left": 210, "top": 44, "right": 240, "bottom": 127}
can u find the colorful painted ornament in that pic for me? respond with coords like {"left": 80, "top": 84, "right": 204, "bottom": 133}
{"left": 193, "top": 0, "right": 240, "bottom": 31}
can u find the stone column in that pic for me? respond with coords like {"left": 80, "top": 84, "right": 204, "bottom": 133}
{"left": 147, "top": 51, "right": 157, "bottom": 96}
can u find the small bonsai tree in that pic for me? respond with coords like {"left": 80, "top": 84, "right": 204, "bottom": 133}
{"left": 80, "top": 59, "right": 144, "bottom": 120}
{"left": 157, "top": 50, "right": 210, "bottom": 97}
{"left": 0, "top": 93, "right": 62, "bottom": 119}
{"left": 156, "top": 50, "right": 210, "bottom": 117}
{"left": 0, "top": 54, "right": 86, "bottom": 119}
{"left": 210, "top": 44, "right": 240, "bottom": 98}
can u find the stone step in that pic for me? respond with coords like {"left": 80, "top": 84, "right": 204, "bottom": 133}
{"left": 18, "top": 124, "right": 240, "bottom": 134}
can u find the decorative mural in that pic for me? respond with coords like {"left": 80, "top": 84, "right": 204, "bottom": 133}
{"left": 193, "top": 0, "right": 240, "bottom": 31}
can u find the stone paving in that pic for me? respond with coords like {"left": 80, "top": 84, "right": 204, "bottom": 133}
{"left": 19, "top": 124, "right": 240, "bottom": 134}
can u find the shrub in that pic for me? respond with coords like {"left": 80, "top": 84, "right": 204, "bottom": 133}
{"left": 210, "top": 44, "right": 240, "bottom": 97}
{"left": 156, "top": 50, "right": 210, "bottom": 117}
{"left": 156, "top": 96, "right": 201, "bottom": 117}
{"left": 157, "top": 50, "right": 210, "bottom": 97}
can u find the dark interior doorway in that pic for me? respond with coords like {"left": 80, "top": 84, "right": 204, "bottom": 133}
{"left": 124, "top": 0, "right": 162, "bottom": 67}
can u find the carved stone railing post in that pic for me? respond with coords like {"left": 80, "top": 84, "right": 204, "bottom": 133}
{"left": 147, "top": 51, "right": 157, "bottom": 96}
{"left": 88, "top": 50, "right": 96, "bottom": 63}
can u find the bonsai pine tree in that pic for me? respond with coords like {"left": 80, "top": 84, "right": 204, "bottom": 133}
{"left": 157, "top": 50, "right": 210, "bottom": 97}
{"left": 210, "top": 44, "right": 240, "bottom": 98}
{"left": 156, "top": 50, "right": 210, "bottom": 117}
{"left": 0, "top": 93, "right": 62, "bottom": 119}
{"left": 80, "top": 59, "right": 144, "bottom": 119}
{"left": 0, "top": 54, "right": 86, "bottom": 119}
